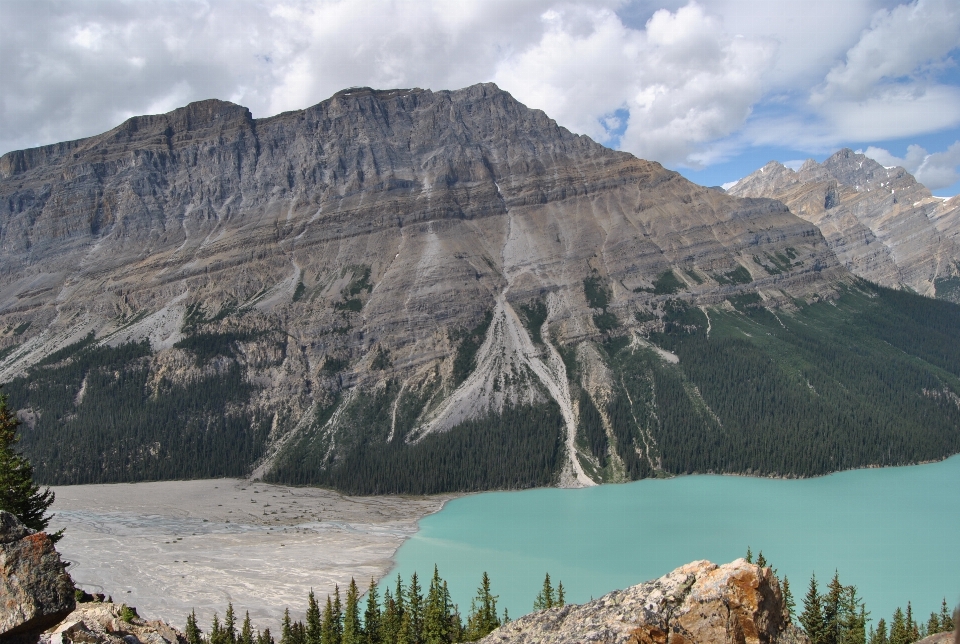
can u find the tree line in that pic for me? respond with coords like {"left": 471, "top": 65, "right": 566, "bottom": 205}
{"left": 184, "top": 567, "right": 566, "bottom": 644}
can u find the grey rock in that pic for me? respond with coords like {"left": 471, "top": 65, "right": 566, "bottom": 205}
{"left": 0, "top": 511, "right": 76, "bottom": 640}
{"left": 729, "top": 149, "right": 960, "bottom": 299}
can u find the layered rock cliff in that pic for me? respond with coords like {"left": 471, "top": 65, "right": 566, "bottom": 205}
{"left": 727, "top": 150, "right": 960, "bottom": 301}
{"left": 2, "top": 85, "right": 959, "bottom": 491}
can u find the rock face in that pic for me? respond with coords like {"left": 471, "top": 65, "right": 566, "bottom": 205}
{"left": 480, "top": 559, "right": 804, "bottom": 644}
{"left": 0, "top": 511, "right": 76, "bottom": 641}
{"left": 0, "top": 83, "right": 848, "bottom": 489}
{"left": 728, "top": 150, "right": 960, "bottom": 301}
{"left": 39, "top": 602, "right": 185, "bottom": 644}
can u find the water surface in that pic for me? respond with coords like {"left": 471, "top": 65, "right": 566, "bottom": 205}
{"left": 389, "top": 456, "right": 960, "bottom": 623}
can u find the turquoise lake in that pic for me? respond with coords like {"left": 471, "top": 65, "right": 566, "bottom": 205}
{"left": 387, "top": 455, "right": 960, "bottom": 624}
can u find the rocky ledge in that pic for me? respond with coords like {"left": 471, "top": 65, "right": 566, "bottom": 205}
{"left": 480, "top": 559, "right": 807, "bottom": 644}
{"left": 39, "top": 602, "right": 185, "bottom": 644}
{"left": 1, "top": 511, "right": 75, "bottom": 642}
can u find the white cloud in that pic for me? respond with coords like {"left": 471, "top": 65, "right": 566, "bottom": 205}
{"left": 0, "top": 0, "right": 958, "bottom": 179}
{"left": 864, "top": 141, "right": 960, "bottom": 189}
{"left": 495, "top": 3, "right": 777, "bottom": 166}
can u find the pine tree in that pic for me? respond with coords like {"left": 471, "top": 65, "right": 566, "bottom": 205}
{"left": 889, "top": 608, "right": 908, "bottom": 644}
{"left": 442, "top": 581, "right": 462, "bottom": 644}
{"left": 745, "top": 546, "right": 753, "bottom": 564}
{"left": 322, "top": 595, "right": 339, "bottom": 644}
{"left": 343, "top": 579, "right": 362, "bottom": 644}
{"left": 868, "top": 619, "right": 888, "bottom": 644}
{"left": 782, "top": 576, "right": 796, "bottom": 622}
{"left": 906, "top": 603, "right": 919, "bottom": 643}
{"left": 397, "top": 608, "right": 413, "bottom": 644}
{"left": 822, "top": 572, "right": 844, "bottom": 644}
{"left": 0, "top": 392, "right": 59, "bottom": 540}
{"left": 407, "top": 573, "right": 423, "bottom": 644}
{"left": 306, "top": 590, "right": 322, "bottom": 644}
{"left": 939, "top": 598, "right": 955, "bottom": 632}
{"left": 186, "top": 609, "right": 203, "bottom": 644}
{"left": 258, "top": 628, "right": 275, "bottom": 644}
{"left": 211, "top": 613, "right": 226, "bottom": 644}
{"left": 282, "top": 609, "right": 295, "bottom": 644}
{"left": 464, "top": 570, "right": 498, "bottom": 642}
{"left": 533, "top": 573, "right": 555, "bottom": 611}
{"left": 556, "top": 582, "right": 565, "bottom": 607}
{"left": 333, "top": 586, "right": 344, "bottom": 644}
{"left": 926, "top": 612, "right": 940, "bottom": 637}
{"left": 756, "top": 551, "right": 767, "bottom": 568}
{"left": 800, "top": 574, "right": 825, "bottom": 644}
{"left": 225, "top": 603, "right": 238, "bottom": 644}
{"left": 364, "top": 579, "right": 382, "bottom": 644}
{"left": 241, "top": 611, "right": 255, "bottom": 644}
{"left": 423, "top": 566, "right": 448, "bottom": 644}
{"left": 380, "top": 588, "right": 399, "bottom": 644}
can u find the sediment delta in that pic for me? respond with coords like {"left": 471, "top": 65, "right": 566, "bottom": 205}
{"left": 48, "top": 479, "right": 457, "bottom": 633}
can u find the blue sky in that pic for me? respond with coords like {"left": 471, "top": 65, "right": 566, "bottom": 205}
{"left": 2, "top": 0, "right": 959, "bottom": 195}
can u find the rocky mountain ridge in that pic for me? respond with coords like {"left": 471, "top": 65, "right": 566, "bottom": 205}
{"left": 728, "top": 149, "right": 960, "bottom": 301}
{"left": 2, "top": 84, "right": 959, "bottom": 491}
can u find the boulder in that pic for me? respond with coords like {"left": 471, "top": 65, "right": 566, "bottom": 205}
{"left": 480, "top": 559, "right": 806, "bottom": 644}
{"left": 915, "top": 632, "right": 956, "bottom": 644}
{"left": 1, "top": 511, "right": 76, "bottom": 641}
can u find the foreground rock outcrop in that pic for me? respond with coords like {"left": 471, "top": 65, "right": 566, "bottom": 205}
{"left": 0, "top": 511, "right": 75, "bottom": 642}
{"left": 480, "top": 559, "right": 805, "bottom": 644}
{"left": 39, "top": 602, "right": 185, "bottom": 644}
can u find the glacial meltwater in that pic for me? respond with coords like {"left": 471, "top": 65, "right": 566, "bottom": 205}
{"left": 388, "top": 455, "right": 960, "bottom": 624}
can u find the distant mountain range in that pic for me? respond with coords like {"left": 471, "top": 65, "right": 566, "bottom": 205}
{"left": 2, "top": 84, "right": 958, "bottom": 492}
{"left": 728, "top": 149, "right": 960, "bottom": 302}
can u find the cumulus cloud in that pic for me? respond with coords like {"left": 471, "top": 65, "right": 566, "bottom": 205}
{"left": 865, "top": 141, "right": 960, "bottom": 189}
{"left": 1, "top": 0, "right": 959, "bottom": 182}
{"left": 495, "top": 3, "right": 777, "bottom": 166}
{"left": 810, "top": 0, "right": 960, "bottom": 140}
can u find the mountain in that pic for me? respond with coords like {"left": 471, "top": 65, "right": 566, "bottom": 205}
{"left": 727, "top": 149, "right": 960, "bottom": 302}
{"left": 2, "top": 85, "right": 959, "bottom": 492}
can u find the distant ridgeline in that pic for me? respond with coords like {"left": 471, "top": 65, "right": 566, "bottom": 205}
{"left": 7, "top": 279, "right": 960, "bottom": 490}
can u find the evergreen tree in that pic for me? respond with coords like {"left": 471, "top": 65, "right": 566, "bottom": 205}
{"left": 925, "top": 612, "right": 940, "bottom": 637}
{"left": 939, "top": 598, "right": 955, "bottom": 632}
{"left": 782, "top": 576, "right": 796, "bottom": 622}
{"left": 293, "top": 621, "right": 307, "bottom": 644}
{"left": 364, "top": 579, "right": 382, "bottom": 644}
{"left": 745, "top": 546, "right": 753, "bottom": 564}
{"left": 533, "top": 573, "right": 555, "bottom": 611}
{"left": 307, "top": 590, "right": 322, "bottom": 644}
{"left": 443, "top": 581, "right": 463, "bottom": 644}
{"left": 465, "top": 572, "right": 499, "bottom": 641}
{"left": 868, "top": 619, "right": 888, "bottom": 644}
{"left": 211, "top": 613, "right": 226, "bottom": 644}
{"left": 800, "top": 574, "right": 825, "bottom": 644}
{"left": 329, "top": 586, "right": 343, "bottom": 644}
{"left": 889, "top": 608, "right": 909, "bottom": 644}
{"left": 397, "top": 609, "right": 413, "bottom": 644}
{"left": 423, "top": 566, "right": 448, "bottom": 644}
{"left": 502, "top": 609, "right": 510, "bottom": 625}
{"left": 906, "top": 603, "right": 919, "bottom": 643}
{"left": 823, "top": 573, "right": 844, "bottom": 644}
{"left": 756, "top": 551, "right": 767, "bottom": 568}
{"left": 241, "top": 612, "right": 255, "bottom": 644}
{"left": 840, "top": 587, "right": 867, "bottom": 644}
{"left": 380, "top": 588, "right": 399, "bottom": 644}
{"left": 0, "top": 392, "right": 59, "bottom": 540}
{"left": 258, "top": 628, "right": 275, "bottom": 644}
{"left": 282, "top": 609, "right": 295, "bottom": 644}
{"left": 556, "top": 582, "right": 565, "bottom": 607}
{"left": 407, "top": 572, "right": 423, "bottom": 644}
{"left": 186, "top": 609, "right": 203, "bottom": 644}
{"left": 343, "top": 579, "right": 362, "bottom": 644}
{"left": 225, "top": 603, "right": 238, "bottom": 644}
{"left": 322, "top": 595, "right": 340, "bottom": 644}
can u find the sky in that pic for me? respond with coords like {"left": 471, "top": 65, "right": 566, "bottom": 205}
{"left": 2, "top": 0, "right": 959, "bottom": 196}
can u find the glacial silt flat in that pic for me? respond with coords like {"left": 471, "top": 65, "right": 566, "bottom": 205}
{"left": 49, "top": 479, "right": 456, "bottom": 632}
